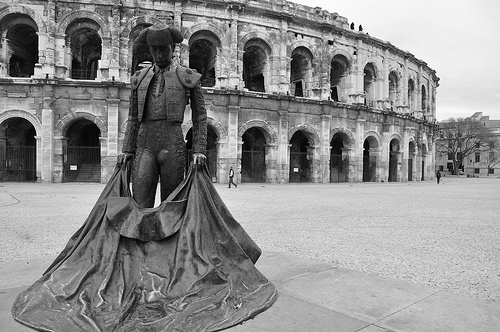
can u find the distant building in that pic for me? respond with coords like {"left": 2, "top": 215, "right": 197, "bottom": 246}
{"left": 0, "top": 0, "right": 439, "bottom": 184}
{"left": 435, "top": 112, "right": 500, "bottom": 176}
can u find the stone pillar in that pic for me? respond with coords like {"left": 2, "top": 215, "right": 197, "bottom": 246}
{"left": 279, "top": 21, "right": 289, "bottom": 94}
{"left": 103, "top": 98, "right": 120, "bottom": 182}
{"left": 40, "top": 107, "right": 54, "bottom": 182}
{"left": 227, "top": 105, "right": 240, "bottom": 180}
{"left": 355, "top": 40, "right": 364, "bottom": 104}
{"left": 320, "top": 114, "right": 331, "bottom": 183}
{"left": 53, "top": 136, "right": 65, "bottom": 183}
{"left": 228, "top": 8, "right": 240, "bottom": 89}
{"left": 277, "top": 109, "right": 289, "bottom": 183}
{"left": 354, "top": 119, "right": 365, "bottom": 182}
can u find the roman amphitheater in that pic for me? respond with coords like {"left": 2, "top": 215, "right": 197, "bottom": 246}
{"left": 0, "top": 0, "right": 439, "bottom": 184}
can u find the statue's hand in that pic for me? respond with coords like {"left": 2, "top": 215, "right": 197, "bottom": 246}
{"left": 193, "top": 153, "right": 206, "bottom": 165}
{"left": 118, "top": 153, "right": 134, "bottom": 166}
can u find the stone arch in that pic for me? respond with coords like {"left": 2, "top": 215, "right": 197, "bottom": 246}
{"left": 239, "top": 32, "right": 274, "bottom": 56}
{"left": 289, "top": 40, "right": 316, "bottom": 58}
{"left": 182, "top": 118, "right": 228, "bottom": 142}
{"left": 330, "top": 126, "right": 355, "bottom": 148}
{"left": 120, "top": 15, "right": 162, "bottom": 39}
{"left": 362, "top": 60, "right": 382, "bottom": 78}
{"left": 0, "top": 109, "right": 42, "bottom": 135}
{"left": 329, "top": 48, "right": 353, "bottom": 68}
{"left": 363, "top": 130, "right": 381, "bottom": 149}
{"left": 55, "top": 112, "right": 107, "bottom": 137}
{"left": 388, "top": 133, "right": 403, "bottom": 150}
{"left": 57, "top": 10, "right": 110, "bottom": 38}
{"left": 288, "top": 123, "right": 320, "bottom": 147}
{"left": 207, "top": 118, "right": 228, "bottom": 141}
{"left": 184, "top": 23, "right": 226, "bottom": 47}
{"left": 239, "top": 119, "right": 277, "bottom": 145}
{"left": 0, "top": 5, "right": 47, "bottom": 33}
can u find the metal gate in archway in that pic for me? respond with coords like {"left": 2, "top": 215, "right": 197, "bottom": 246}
{"left": 289, "top": 151, "right": 310, "bottom": 183}
{"left": 363, "top": 155, "right": 377, "bottom": 182}
{"left": 330, "top": 154, "right": 349, "bottom": 182}
{"left": 241, "top": 149, "right": 266, "bottom": 183}
{"left": 0, "top": 146, "right": 36, "bottom": 182}
{"left": 63, "top": 147, "right": 101, "bottom": 182}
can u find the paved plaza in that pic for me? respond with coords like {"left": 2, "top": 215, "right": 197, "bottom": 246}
{"left": 1, "top": 176, "right": 499, "bottom": 331}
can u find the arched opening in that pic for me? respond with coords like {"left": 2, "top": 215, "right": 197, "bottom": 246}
{"left": 289, "top": 131, "right": 311, "bottom": 183}
{"left": 330, "top": 133, "right": 348, "bottom": 182}
{"left": 68, "top": 20, "right": 102, "bottom": 80}
{"left": 290, "top": 47, "right": 312, "bottom": 97}
{"left": 243, "top": 39, "right": 268, "bottom": 92}
{"left": 186, "top": 126, "right": 218, "bottom": 181}
{"left": 241, "top": 127, "right": 266, "bottom": 183}
{"left": 388, "top": 138, "right": 400, "bottom": 182}
{"left": 1, "top": 14, "right": 39, "bottom": 77}
{"left": 388, "top": 71, "right": 399, "bottom": 110}
{"left": 363, "top": 63, "right": 376, "bottom": 107}
{"left": 0, "top": 118, "right": 36, "bottom": 182}
{"left": 408, "top": 141, "right": 416, "bottom": 181}
{"left": 363, "top": 137, "right": 377, "bottom": 182}
{"left": 330, "top": 55, "right": 349, "bottom": 102}
{"left": 130, "top": 24, "right": 154, "bottom": 74}
{"left": 189, "top": 32, "right": 219, "bottom": 87}
{"left": 64, "top": 119, "right": 101, "bottom": 182}
{"left": 408, "top": 79, "right": 415, "bottom": 111}
{"left": 421, "top": 84, "right": 427, "bottom": 111}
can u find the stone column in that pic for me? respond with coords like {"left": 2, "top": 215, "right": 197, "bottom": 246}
{"left": 227, "top": 105, "right": 240, "bottom": 181}
{"left": 53, "top": 136, "right": 65, "bottom": 183}
{"left": 103, "top": 98, "right": 120, "bottom": 182}
{"left": 228, "top": 8, "right": 240, "bottom": 89}
{"left": 277, "top": 108, "right": 289, "bottom": 183}
{"left": 40, "top": 106, "right": 54, "bottom": 182}
{"left": 354, "top": 119, "right": 365, "bottom": 182}
{"left": 320, "top": 114, "right": 331, "bottom": 183}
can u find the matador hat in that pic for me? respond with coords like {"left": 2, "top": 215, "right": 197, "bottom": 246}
{"left": 134, "top": 24, "right": 184, "bottom": 48}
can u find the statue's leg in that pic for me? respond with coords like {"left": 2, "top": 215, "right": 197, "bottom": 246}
{"left": 158, "top": 124, "right": 186, "bottom": 201}
{"left": 132, "top": 147, "right": 159, "bottom": 208}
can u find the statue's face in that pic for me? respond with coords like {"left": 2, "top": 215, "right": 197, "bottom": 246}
{"left": 149, "top": 44, "right": 172, "bottom": 68}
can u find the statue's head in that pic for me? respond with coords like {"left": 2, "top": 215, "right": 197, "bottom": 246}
{"left": 134, "top": 24, "right": 183, "bottom": 68}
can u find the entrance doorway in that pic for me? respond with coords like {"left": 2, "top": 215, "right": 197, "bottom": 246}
{"left": 330, "top": 134, "right": 348, "bottom": 182}
{"left": 64, "top": 120, "right": 101, "bottom": 182}
{"left": 363, "top": 138, "right": 377, "bottom": 182}
{"left": 241, "top": 127, "right": 266, "bottom": 183}
{"left": 388, "top": 138, "right": 399, "bottom": 182}
{"left": 0, "top": 118, "right": 36, "bottom": 182}
{"left": 408, "top": 141, "right": 415, "bottom": 181}
{"left": 289, "top": 131, "right": 310, "bottom": 183}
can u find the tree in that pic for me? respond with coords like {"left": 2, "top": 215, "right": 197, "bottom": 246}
{"left": 482, "top": 137, "right": 500, "bottom": 175}
{"left": 435, "top": 117, "right": 491, "bottom": 175}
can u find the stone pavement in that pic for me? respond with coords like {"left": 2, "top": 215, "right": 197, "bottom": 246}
{"left": 1, "top": 251, "right": 499, "bottom": 332}
{"left": 1, "top": 178, "right": 500, "bottom": 331}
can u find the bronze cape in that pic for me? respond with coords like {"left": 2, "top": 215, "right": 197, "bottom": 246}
{"left": 12, "top": 163, "right": 277, "bottom": 331}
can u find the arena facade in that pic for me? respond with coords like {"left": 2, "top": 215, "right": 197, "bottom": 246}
{"left": 0, "top": 0, "right": 439, "bottom": 184}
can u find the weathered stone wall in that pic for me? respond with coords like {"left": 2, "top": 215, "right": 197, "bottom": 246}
{"left": 0, "top": 0, "right": 438, "bottom": 184}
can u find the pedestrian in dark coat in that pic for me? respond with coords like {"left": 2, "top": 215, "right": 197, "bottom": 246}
{"left": 228, "top": 167, "right": 238, "bottom": 188}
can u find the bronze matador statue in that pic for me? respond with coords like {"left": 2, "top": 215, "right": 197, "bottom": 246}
{"left": 120, "top": 24, "right": 207, "bottom": 207}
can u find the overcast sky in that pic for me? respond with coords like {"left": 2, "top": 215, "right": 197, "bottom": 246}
{"left": 290, "top": 0, "right": 500, "bottom": 120}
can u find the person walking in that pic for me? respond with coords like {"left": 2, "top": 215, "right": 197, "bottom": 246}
{"left": 436, "top": 170, "right": 441, "bottom": 184}
{"left": 228, "top": 167, "right": 238, "bottom": 188}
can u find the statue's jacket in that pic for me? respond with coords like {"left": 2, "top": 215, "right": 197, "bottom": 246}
{"left": 122, "top": 64, "right": 207, "bottom": 155}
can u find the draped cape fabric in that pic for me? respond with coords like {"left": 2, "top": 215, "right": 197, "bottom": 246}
{"left": 12, "top": 163, "right": 277, "bottom": 331}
